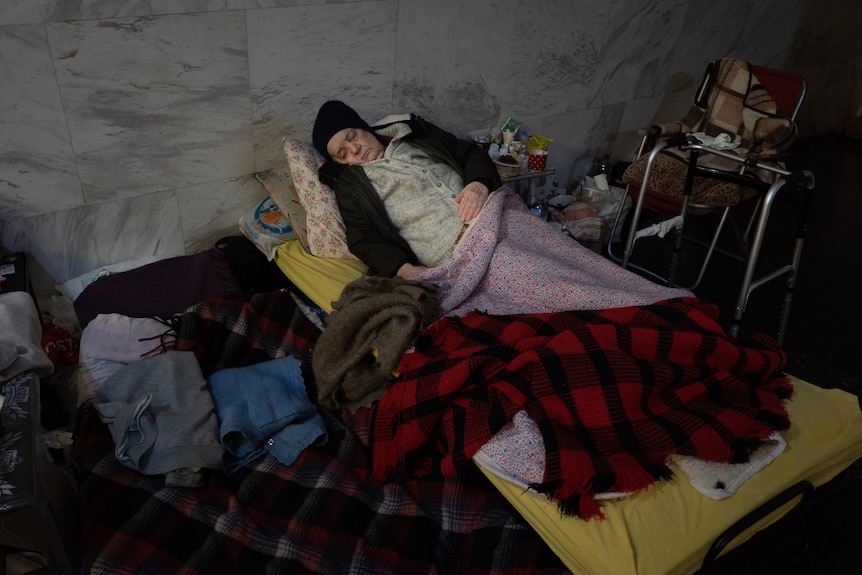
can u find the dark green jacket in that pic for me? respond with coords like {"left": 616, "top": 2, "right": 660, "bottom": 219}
{"left": 318, "top": 115, "right": 502, "bottom": 277}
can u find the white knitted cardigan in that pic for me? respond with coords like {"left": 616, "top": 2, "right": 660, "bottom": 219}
{"left": 363, "top": 123, "right": 465, "bottom": 267}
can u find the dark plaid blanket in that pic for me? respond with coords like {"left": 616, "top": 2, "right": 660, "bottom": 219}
{"left": 74, "top": 407, "right": 565, "bottom": 575}
{"left": 173, "top": 289, "right": 320, "bottom": 376}
{"left": 73, "top": 290, "right": 568, "bottom": 575}
{"left": 370, "top": 298, "right": 792, "bottom": 519}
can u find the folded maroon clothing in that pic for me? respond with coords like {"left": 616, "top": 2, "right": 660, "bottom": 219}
{"left": 74, "top": 248, "right": 242, "bottom": 329}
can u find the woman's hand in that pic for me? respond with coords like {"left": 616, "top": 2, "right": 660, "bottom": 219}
{"left": 455, "top": 181, "right": 489, "bottom": 223}
{"left": 396, "top": 262, "right": 429, "bottom": 280}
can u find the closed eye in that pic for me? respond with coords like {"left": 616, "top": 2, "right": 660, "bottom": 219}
{"left": 335, "top": 130, "right": 356, "bottom": 161}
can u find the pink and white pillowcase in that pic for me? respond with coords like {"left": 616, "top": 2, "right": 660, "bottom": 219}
{"left": 282, "top": 138, "right": 355, "bottom": 260}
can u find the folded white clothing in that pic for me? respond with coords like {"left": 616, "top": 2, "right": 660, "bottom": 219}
{"left": 689, "top": 132, "right": 741, "bottom": 150}
{"left": 634, "top": 215, "right": 684, "bottom": 240}
{"left": 80, "top": 313, "right": 175, "bottom": 364}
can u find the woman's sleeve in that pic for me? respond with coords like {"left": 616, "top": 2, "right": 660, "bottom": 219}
{"left": 458, "top": 139, "right": 502, "bottom": 191}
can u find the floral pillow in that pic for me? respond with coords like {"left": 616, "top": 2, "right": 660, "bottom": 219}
{"left": 255, "top": 167, "right": 309, "bottom": 251}
{"left": 282, "top": 138, "right": 354, "bottom": 260}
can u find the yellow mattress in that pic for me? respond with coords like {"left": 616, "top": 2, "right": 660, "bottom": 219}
{"left": 476, "top": 375, "right": 862, "bottom": 575}
{"left": 273, "top": 240, "right": 367, "bottom": 313}
{"left": 270, "top": 244, "right": 862, "bottom": 572}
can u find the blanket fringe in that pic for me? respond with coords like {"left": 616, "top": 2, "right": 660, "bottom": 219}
{"left": 532, "top": 462, "right": 674, "bottom": 520}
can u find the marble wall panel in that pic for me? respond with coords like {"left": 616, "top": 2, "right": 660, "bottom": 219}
{"left": 45, "top": 12, "right": 253, "bottom": 204}
{"left": 1, "top": 190, "right": 185, "bottom": 296}
{"left": 176, "top": 173, "right": 265, "bottom": 254}
{"left": 735, "top": 0, "right": 805, "bottom": 69}
{"left": 536, "top": 103, "right": 626, "bottom": 188}
{"left": 614, "top": 94, "right": 666, "bottom": 159}
{"left": 0, "top": 0, "right": 79, "bottom": 25}
{"left": 392, "top": 0, "right": 519, "bottom": 134}
{"left": 0, "top": 24, "right": 84, "bottom": 219}
{"left": 0, "top": 0, "right": 164, "bottom": 26}
{"left": 590, "top": 0, "right": 689, "bottom": 109}
{"left": 248, "top": 1, "right": 399, "bottom": 170}
{"left": 506, "top": 0, "right": 611, "bottom": 118}
{"left": 665, "top": 0, "right": 751, "bottom": 85}
{"left": 618, "top": 95, "right": 670, "bottom": 134}
{"left": 159, "top": 0, "right": 352, "bottom": 13}
{"left": 662, "top": 0, "right": 805, "bottom": 89}
{"left": 785, "top": 0, "right": 862, "bottom": 136}
{"left": 0, "top": 0, "right": 351, "bottom": 26}
{"left": 390, "top": 0, "right": 687, "bottom": 144}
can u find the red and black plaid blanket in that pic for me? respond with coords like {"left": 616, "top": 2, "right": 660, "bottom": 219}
{"left": 370, "top": 297, "right": 792, "bottom": 519}
{"left": 74, "top": 290, "right": 568, "bottom": 575}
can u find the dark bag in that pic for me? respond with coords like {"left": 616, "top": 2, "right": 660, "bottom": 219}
{"left": 215, "top": 236, "right": 294, "bottom": 293}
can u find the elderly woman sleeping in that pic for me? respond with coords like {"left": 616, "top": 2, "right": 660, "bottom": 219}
{"left": 312, "top": 100, "right": 691, "bottom": 318}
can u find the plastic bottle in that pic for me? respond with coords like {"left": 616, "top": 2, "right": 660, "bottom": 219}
{"left": 519, "top": 131, "right": 530, "bottom": 170}
{"left": 530, "top": 178, "right": 547, "bottom": 218}
{"left": 586, "top": 155, "right": 602, "bottom": 177}
{"left": 599, "top": 153, "right": 610, "bottom": 175}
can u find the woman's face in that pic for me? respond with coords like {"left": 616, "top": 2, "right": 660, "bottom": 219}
{"left": 327, "top": 128, "right": 386, "bottom": 165}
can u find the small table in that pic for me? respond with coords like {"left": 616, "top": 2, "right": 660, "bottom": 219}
{"left": 499, "top": 167, "right": 556, "bottom": 205}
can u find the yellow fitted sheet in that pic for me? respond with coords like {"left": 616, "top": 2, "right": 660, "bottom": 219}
{"left": 477, "top": 376, "right": 862, "bottom": 575}
{"left": 273, "top": 240, "right": 367, "bottom": 313}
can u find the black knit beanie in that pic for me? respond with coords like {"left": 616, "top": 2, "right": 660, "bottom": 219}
{"left": 312, "top": 100, "right": 371, "bottom": 160}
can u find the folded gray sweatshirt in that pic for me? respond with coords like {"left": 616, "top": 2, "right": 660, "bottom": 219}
{"left": 94, "top": 350, "right": 225, "bottom": 475}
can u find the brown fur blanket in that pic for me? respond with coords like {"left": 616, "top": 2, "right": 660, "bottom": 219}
{"left": 313, "top": 275, "right": 441, "bottom": 411}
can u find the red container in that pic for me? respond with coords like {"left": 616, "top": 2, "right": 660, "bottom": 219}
{"left": 528, "top": 150, "right": 548, "bottom": 171}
